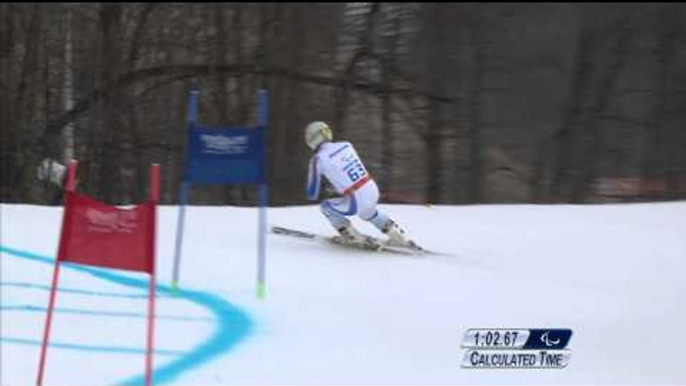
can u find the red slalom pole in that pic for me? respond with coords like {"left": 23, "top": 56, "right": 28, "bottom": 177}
{"left": 36, "top": 262, "right": 62, "bottom": 386}
{"left": 37, "top": 160, "right": 78, "bottom": 385}
{"left": 65, "top": 159, "right": 77, "bottom": 191}
{"left": 145, "top": 164, "right": 160, "bottom": 386}
{"left": 145, "top": 274, "right": 156, "bottom": 386}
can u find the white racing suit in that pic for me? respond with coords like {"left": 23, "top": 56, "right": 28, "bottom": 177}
{"left": 306, "top": 141, "right": 390, "bottom": 232}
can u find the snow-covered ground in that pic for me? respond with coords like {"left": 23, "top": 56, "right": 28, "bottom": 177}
{"left": 2, "top": 202, "right": 685, "bottom": 385}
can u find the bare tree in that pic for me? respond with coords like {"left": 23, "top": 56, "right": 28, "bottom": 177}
{"left": 641, "top": 4, "right": 683, "bottom": 200}
{"left": 4, "top": 3, "right": 685, "bottom": 205}
{"left": 569, "top": 6, "right": 637, "bottom": 203}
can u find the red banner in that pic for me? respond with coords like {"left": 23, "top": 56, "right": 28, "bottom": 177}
{"left": 57, "top": 191, "right": 155, "bottom": 274}
{"left": 38, "top": 161, "right": 159, "bottom": 386}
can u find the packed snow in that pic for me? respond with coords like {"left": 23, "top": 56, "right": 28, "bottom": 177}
{"left": 2, "top": 202, "right": 685, "bottom": 385}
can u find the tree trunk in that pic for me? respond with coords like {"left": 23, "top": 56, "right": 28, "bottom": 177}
{"left": 641, "top": 5, "right": 680, "bottom": 201}
{"left": 467, "top": 5, "right": 484, "bottom": 203}
{"left": 549, "top": 13, "right": 593, "bottom": 202}
{"left": 570, "top": 9, "right": 635, "bottom": 203}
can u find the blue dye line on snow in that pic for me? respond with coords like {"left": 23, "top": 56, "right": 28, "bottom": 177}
{"left": 2, "top": 337, "right": 186, "bottom": 357}
{"left": 0, "top": 245, "right": 255, "bottom": 386}
{"left": 2, "top": 304, "right": 215, "bottom": 323}
{"left": 2, "top": 281, "right": 150, "bottom": 299}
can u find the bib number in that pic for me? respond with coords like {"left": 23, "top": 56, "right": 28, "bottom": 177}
{"left": 346, "top": 162, "right": 366, "bottom": 182}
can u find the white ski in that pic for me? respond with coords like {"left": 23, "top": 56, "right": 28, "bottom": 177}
{"left": 270, "top": 226, "right": 429, "bottom": 256}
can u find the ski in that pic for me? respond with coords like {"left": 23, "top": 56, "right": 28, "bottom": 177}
{"left": 270, "top": 226, "right": 428, "bottom": 256}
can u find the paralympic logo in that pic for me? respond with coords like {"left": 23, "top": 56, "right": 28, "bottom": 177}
{"left": 525, "top": 329, "right": 572, "bottom": 350}
{"left": 541, "top": 331, "right": 561, "bottom": 347}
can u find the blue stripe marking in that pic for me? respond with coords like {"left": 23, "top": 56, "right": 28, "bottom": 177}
{"left": 363, "top": 210, "right": 379, "bottom": 222}
{"left": 322, "top": 195, "right": 358, "bottom": 216}
{"left": 0, "top": 245, "right": 254, "bottom": 386}
{"left": 328, "top": 144, "right": 350, "bottom": 158}
{"left": 2, "top": 337, "right": 186, "bottom": 357}
{"left": 2, "top": 304, "right": 215, "bottom": 323}
{"left": 2, "top": 281, "right": 150, "bottom": 299}
{"left": 307, "top": 156, "right": 320, "bottom": 200}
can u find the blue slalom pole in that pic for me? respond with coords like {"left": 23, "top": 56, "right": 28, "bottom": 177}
{"left": 256, "top": 89, "right": 269, "bottom": 300}
{"left": 256, "top": 184, "right": 268, "bottom": 299}
{"left": 171, "top": 182, "right": 191, "bottom": 293}
{"left": 187, "top": 88, "right": 200, "bottom": 125}
{"left": 171, "top": 88, "right": 200, "bottom": 293}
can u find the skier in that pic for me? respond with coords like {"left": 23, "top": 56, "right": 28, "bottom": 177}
{"left": 304, "top": 121, "right": 415, "bottom": 248}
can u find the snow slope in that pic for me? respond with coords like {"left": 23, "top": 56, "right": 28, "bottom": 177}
{"left": 2, "top": 202, "right": 685, "bottom": 385}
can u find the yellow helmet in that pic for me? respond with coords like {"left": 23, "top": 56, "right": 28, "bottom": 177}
{"left": 305, "top": 121, "right": 333, "bottom": 150}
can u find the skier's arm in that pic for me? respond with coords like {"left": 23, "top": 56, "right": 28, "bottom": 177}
{"left": 306, "top": 155, "right": 322, "bottom": 201}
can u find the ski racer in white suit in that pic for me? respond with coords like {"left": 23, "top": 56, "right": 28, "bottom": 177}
{"left": 304, "top": 121, "right": 412, "bottom": 246}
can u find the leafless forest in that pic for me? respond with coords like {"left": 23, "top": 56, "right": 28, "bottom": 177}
{"left": 1, "top": 3, "right": 685, "bottom": 206}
